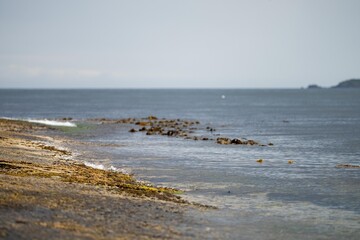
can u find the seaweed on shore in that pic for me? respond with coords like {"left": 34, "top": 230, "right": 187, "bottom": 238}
{"left": 0, "top": 159, "right": 186, "bottom": 203}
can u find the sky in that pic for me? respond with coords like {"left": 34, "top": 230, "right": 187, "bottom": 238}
{"left": 0, "top": 0, "right": 359, "bottom": 89}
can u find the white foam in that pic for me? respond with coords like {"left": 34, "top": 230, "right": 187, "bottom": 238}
{"left": 1, "top": 117, "right": 77, "bottom": 127}
{"left": 27, "top": 119, "right": 77, "bottom": 127}
{"left": 84, "top": 162, "right": 127, "bottom": 173}
{"left": 109, "top": 166, "right": 118, "bottom": 171}
{"left": 84, "top": 162, "right": 106, "bottom": 170}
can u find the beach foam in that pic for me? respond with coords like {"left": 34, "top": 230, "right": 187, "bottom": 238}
{"left": 84, "top": 162, "right": 126, "bottom": 173}
{"left": 84, "top": 162, "right": 106, "bottom": 170}
{"left": 1, "top": 117, "right": 77, "bottom": 127}
{"left": 27, "top": 119, "right": 77, "bottom": 127}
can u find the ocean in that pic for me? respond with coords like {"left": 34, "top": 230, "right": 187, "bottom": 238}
{"left": 1, "top": 89, "right": 359, "bottom": 239}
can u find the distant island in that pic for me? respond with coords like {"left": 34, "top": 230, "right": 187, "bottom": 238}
{"left": 306, "top": 79, "right": 360, "bottom": 89}
{"left": 332, "top": 79, "right": 360, "bottom": 88}
{"left": 307, "top": 84, "right": 322, "bottom": 89}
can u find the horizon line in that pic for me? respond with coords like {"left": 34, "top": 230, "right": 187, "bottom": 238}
{"left": 0, "top": 87, "right": 318, "bottom": 90}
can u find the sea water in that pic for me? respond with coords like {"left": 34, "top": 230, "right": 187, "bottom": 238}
{"left": 1, "top": 89, "right": 359, "bottom": 239}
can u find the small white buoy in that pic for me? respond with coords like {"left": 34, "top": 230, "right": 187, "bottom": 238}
{"left": 221, "top": 95, "right": 226, "bottom": 99}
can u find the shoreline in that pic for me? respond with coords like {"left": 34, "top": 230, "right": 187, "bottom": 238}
{"left": 0, "top": 119, "right": 213, "bottom": 239}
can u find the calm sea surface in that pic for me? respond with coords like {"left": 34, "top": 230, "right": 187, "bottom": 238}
{"left": 1, "top": 89, "right": 360, "bottom": 239}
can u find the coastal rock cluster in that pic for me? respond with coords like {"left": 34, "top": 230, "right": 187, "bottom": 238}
{"left": 216, "top": 137, "right": 270, "bottom": 146}
{"left": 336, "top": 164, "right": 360, "bottom": 168}
{"left": 91, "top": 116, "right": 272, "bottom": 147}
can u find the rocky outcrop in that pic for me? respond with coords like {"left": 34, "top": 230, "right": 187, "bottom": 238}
{"left": 89, "top": 116, "right": 270, "bottom": 147}
{"left": 216, "top": 137, "right": 262, "bottom": 146}
{"left": 216, "top": 137, "right": 231, "bottom": 145}
{"left": 336, "top": 164, "right": 360, "bottom": 168}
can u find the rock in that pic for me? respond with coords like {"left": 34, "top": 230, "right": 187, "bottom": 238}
{"left": 268, "top": 143, "right": 274, "bottom": 146}
{"left": 146, "top": 126, "right": 163, "bottom": 135}
{"left": 216, "top": 137, "right": 231, "bottom": 145}
{"left": 167, "top": 130, "right": 178, "bottom": 136}
{"left": 230, "top": 138, "right": 243, "bottom": 144}
{"left": 129, "top": 128, "right": 136, "bottom": 133}
{"left": 147, "top": 116, "right": 158, "bottom": 120}
{"left": 149, "top": 127, "right": 162, "bottom": 132}
{"left": 202, "top": 137, "right": 209, "bottom": 141}
{"left": 288, "top": 160, "right": 295, "bottom": 164}
{"left": 139, "top": 127, "right": 147, "bottom": 131}
{"left": 135, "top": 121, "right": 151, "bottom": 126}
{"left": 246, "top": 140, "right": 258, "bottom": 145}
{"left": 256, "top": 159, "right": 263, "bottom": 163}
{"left": 336, "top": 164, "right": 360, "bottom": 168}
{"left": 206, "top": 127, "right": 216, "bottom": 132}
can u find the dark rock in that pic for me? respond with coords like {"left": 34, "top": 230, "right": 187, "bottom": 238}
{"left": 230, "top": 138, "right": 243, "bottom": 144}
{"left": 167, "top": 130, "right": 178, "bottom": 136}
{"left": 139, "top": 127, "right": 147, "bottom": 131}
{"left": 206, "top": 127, "right": 216, "bottom": 132}
{"left": 268, "top": 143, "right": 274, "bottom": 146}
{"left": 129, "top": 128, "right": 137, "bottom": 133}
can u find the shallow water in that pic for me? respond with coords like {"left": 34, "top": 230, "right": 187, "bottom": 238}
{"left": 1, "top": 89, "right": 360, "bottom": 239}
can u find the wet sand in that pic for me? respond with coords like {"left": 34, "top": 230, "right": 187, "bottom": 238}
{"left": 0, "top": 119, "right": 213, "bottom": 239}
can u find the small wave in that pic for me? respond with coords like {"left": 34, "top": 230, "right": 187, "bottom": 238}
{"left": 27, "top": 119, "right": 77, "bottom": 127}
{"left": 1, "top": 117, "right": 77, "bottom": 127}
{"left": 84, "top": 162, "right": 106, "bottom": 170}
{"left": 84, "top": 162, "right": 127, "bottom": 173}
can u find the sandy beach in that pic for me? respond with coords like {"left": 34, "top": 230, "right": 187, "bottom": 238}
{"left": 0, "top": 119, "right": 213, "bottom": 239}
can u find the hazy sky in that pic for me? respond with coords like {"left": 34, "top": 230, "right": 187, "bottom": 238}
{"left": 0, "top": 0, "right": 359, "bottom": 88}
